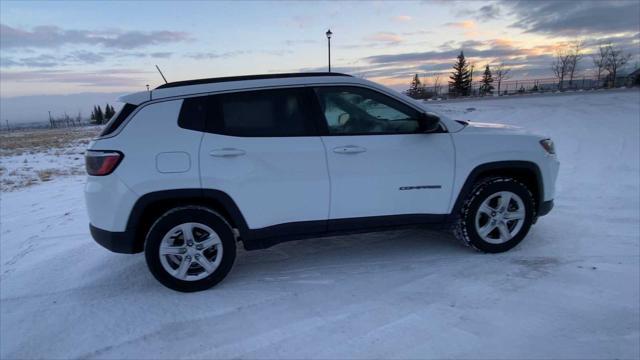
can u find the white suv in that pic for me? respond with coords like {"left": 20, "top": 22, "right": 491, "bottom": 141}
{"left": 85, "top": 73, "right": 559, "bottom": 292}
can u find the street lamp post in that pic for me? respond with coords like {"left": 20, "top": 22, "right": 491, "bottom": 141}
{"left": 325, "top": 29, "right": 332, "bottom": 72}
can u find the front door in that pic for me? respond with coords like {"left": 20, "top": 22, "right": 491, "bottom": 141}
{"left": 314, "top": 86, "right": 455, "bottom": 223}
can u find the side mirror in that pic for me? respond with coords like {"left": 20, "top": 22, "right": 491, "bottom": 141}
{"left": 419, "top": 113, "right": 441, "bottom": 133}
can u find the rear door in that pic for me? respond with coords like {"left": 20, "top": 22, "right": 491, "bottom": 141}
{"left": 192, "top": 88, "right": 329, "bottom": 230}
{"left": 314, "top": 86, "right": 455, "bottom": 223}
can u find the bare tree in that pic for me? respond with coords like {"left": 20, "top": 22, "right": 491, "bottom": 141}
{"left": 494, "top": 63, "right": 511, "bottom": 95}
{"left": 566, "top": 40, "right": 583, "bottom": 88}
{"left": 591, "top": 44, "right": 609, "bottom": 87}
{"left": 604, "top": 43, "right": 631, "bottom": 87}
{"left": 552, "top": 48, "right": 571, "bottom": 90}
{"left": 75, "top": 111, "right": 82, "bottom": 126}
{"left": 432, "top": 72, "right": 442, "bottom": 96}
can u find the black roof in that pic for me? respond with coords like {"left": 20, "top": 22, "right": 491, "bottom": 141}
{"left": 155, "top": 72, "right": 351, "bottom": 89}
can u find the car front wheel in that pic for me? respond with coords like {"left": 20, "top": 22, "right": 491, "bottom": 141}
{"left": 454, "top": 177, "right": 535, "bottom": 253}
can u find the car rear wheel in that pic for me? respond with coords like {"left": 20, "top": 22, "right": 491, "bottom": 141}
{"left": 144, "top": 206, "right": 236, "bottom": 292}
{"left": 454, "top": 177, "right": 535, "bottom": 253}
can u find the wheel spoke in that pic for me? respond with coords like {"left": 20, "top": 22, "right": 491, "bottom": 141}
{"left": 478, "top": 223, "right": 496, "bottom": 238}
{"left": 195, "top": 256, "right": 215, "bottom": 273}
{"left": 497, "top": 222, "right": 511, "bottom": 241}
{"left": 504, "top": 208, "right": 525, "bottom": 220}
{"left": 198, "top": 235, "right": 221, "bottom": 251}
{"left": 181, "top": 223, "right": 194, "bottom": 242}
{"left": 160, "top": 245, "right": 185, "bottom": 256}
{"left": 498, "top": 192, "right": 512, "bottom": 211}
{"left": 174, "top": 256, "right": 192, "bottom": 279}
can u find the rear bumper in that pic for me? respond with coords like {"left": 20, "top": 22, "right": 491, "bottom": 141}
{"left": 538, "top": 200, "right": 554, "bottom": 217}
{"left": 90, "top": 224, "right": 141, "bottom": 254}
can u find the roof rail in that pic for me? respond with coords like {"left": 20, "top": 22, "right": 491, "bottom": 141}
{"left": 155, "top": 72, "right": 352, "bottom": 89}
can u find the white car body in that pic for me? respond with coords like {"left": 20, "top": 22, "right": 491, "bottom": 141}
{"left": 85, "top": 73, "right": 559, "bottom": 253}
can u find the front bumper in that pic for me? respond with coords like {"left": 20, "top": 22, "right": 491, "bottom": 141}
{"left": 90, "top": 224, "right": 141, "bottom": 254}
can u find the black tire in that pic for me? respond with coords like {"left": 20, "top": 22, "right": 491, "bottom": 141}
{"left": 144, "top": 206, "right": 236, "bottom": 292}
{"left": 454, "top": 177, "right": 535, "bottom": 253}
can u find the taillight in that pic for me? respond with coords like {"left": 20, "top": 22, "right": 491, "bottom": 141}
{"left": 85, "top": 150, "right": 123, "bottom": 176}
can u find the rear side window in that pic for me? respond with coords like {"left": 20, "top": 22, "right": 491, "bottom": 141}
{"left": 99, "top": 103, "right": 137, "bottom": 137}
{"left": 178, "top": 97, "right": 208, "bottom": 132}
{"left": 177, "top": 88, "right": 317, "bottom": 137}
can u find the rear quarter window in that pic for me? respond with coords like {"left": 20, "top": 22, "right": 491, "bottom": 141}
{"left": 99, "top": 103, "right": 137, "bottom": 137}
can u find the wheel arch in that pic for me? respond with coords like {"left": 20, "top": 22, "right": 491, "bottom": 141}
{"left": 450, "top": 161, "right": 544, "bottom": 219}
{"left": 126, "top": 189, "right": 249, "bottom": 253}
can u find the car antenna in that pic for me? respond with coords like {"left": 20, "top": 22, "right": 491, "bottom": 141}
{"left": 155, "top": 65, "right": 168, "bottom": 84}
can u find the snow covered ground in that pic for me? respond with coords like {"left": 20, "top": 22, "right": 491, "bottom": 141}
{"left": 1, "top": 90, "right": 639, "bottom": 359}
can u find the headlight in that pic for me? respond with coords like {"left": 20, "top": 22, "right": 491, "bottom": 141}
{"left": 540, "top": 139, "right": 555, "bottom": 155}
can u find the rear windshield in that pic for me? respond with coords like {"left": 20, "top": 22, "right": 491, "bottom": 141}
{"left": 99, "top": 103, "right": 137, "bottom": 137}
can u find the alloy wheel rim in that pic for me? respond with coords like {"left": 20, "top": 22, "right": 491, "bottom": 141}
{"left": 474, "top": 191, "right": 526, "bottom": 244}
{"left": 159, "top": 222, "right": 223, "bottom": 281}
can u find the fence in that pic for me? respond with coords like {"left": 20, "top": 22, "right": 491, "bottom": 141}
{"left": 419, "top": 73, "right": 638, "bottom": 99}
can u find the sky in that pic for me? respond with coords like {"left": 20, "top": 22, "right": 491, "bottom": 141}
{"left": 1, "top": 0, "right": 639, "bottom": 122}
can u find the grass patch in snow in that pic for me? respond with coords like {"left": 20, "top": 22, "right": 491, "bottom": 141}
{"left": 0, "top": 126, "right": 101, "bottom": 191}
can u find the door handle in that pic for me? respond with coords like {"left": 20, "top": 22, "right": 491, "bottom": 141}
{"left": 333, "top": 145, "right": 367, "bottom": 154}
{"left": 209, "top": 148, "right": 246, "bottom": 157}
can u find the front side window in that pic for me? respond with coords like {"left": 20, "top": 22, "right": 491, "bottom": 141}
{"left": 315, "top": 86, "right": 422, "bottom": 135}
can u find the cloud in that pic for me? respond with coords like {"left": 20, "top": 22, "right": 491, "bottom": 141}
{"left": 364, "top": 46, "right": 517, "bottom": 65}
{"left": 477, "top": 4, "right": 501, "bottom": 20}
{"left": 186, "top": 51, "right": 250, "bottom": 60}
{"left": 0, "top": 69, "right": 149, "bottom": 87}
{"left": 0, "top": 49, "right": 174, "bottom": 68}
{"left": 502, "top": 0, "right": 640, "bottom": 36}
{"left": 69, "top": 51, "right": 105, "bottom": 64}
{"left": 445, "top": 20, "right": 476, "bottom": 29}
{"left": 149, "top": 52, "right": 173, "bottom": 59}
{"left": 392, "top": 15, "right": 412, "bottom": 22}
{"left": 17, "top": 54, "right": 59, "bottom": 68}
{"left": 0, "top": 24, "right": 192, "bottom": 50}
{"left": 400, "top": 30, "right": 432, "bottom": 36}
{"left": 364, "top": 32, "right": 403, "bottom": 44}
{"left": 458, "top": 4, "right": 501, "bottom": 21}
{"left": 186, "top": 49, "right": 291, "bottom": 60}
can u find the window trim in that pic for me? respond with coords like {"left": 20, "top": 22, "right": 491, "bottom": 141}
{"left": 103, "top": 82, "right": 448, "bottom": 139}
{"left": 311, "top": 85, "right": 428, "bottom": 136}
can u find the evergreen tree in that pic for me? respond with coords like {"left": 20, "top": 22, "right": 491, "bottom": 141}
{"left": 96, "top": 105, "right": 104, "bottom": 124}
{"left": 405, "top": 74, "right": 425, "bottom": 99}
{"left": 104, "top": 104, "right": 115, "bottom": 121}
{"left": 479, "top": 64, "right": 494, "bottom": 96}
{"left": 90, "top": 106, "right": 97, "bottom": 124}
{"left": 449, "top": 51, "right": 472, "bottom": 97}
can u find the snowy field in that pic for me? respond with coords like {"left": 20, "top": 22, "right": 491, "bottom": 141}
{"left": 1, "top": 90, "right": 639, "bottom": 359}
{"left": 0, "top": 127, "right": 101, "bottom": 191}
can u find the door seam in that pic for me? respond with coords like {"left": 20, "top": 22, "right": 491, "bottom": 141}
{"left": 319, "top": 136, "right": 333, "bottom": 221}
